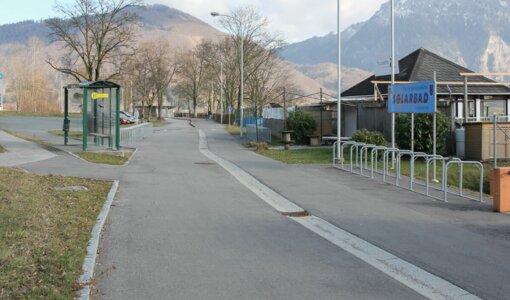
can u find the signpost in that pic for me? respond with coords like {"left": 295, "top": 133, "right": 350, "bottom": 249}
{"left": 389, "top": 79, "right": 438, "bottom": 180}
{"left": 227, "top": 105, "right": 233, "bottom": 128}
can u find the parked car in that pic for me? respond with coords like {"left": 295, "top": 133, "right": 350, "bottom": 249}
{"left": 120, "top": 111, "right": 135, "bottom": 124}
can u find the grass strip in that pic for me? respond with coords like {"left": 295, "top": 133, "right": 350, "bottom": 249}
{"left": 48, "top": 130, "right": 82, "bottom": 138}
{"left": 0, "top": 111, "right": 81, "bottom": 118}
{"left": 0, "top": 129, "right": 50, "bottom": 146}
{"left": 258, "top": 148, "right": 332, "bottom": 164}
{"left": 0, "top": 167, "right": 111, "bottom": 298}
{"left": 149, "top": 119, "right": 168, "bottom": 127}
{"left": 257, "top": 148, "right": 501, "bottom": 194}
{"left": 0, "top": 145, "right": 6, "bottom": 153}
{"left": 74, "top": 151, "right": 132, "bottom": 165}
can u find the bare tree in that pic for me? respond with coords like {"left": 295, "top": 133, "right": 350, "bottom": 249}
{"left": 214, "top": 6, "right": 284, "bottom": 113}
{"left": 148, "top": 41, "right": 178, "bottom": 120}
{"left": 174, "top": 44, "right": 209, "bottom": 117}
{"left": 46, "top": 0, "right": 142, "bottom": 82}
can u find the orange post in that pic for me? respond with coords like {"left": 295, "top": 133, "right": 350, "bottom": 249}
{"left": 492, "top": 167, "right": 510, "bottom": 213}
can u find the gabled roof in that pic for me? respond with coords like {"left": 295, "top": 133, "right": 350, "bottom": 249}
{"left": 342, "top": 48, "right": 510, "bottom": 97}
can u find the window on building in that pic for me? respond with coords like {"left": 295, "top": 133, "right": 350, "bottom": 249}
{"left": 481, "top": 100, "right": 506, "bottom": 117}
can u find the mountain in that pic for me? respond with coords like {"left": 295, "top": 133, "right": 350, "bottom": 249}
{"left": 280, "top": 0, "right": 510, "bottom": 77}
{"left": 293, "top": 63, "right": 372, "bottom": 92}
{"left": 0, "top": 4, "right": 330, "bottom": 97}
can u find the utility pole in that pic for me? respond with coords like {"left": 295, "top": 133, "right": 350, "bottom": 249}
{"left": 337, "top": 0, "right": 342, "bottom": 158}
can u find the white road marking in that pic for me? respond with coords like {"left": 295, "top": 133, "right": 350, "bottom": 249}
{"left": 291, "top": 216, "right": 481, "bottom": 300}
{"left": 198, "top": 129, "right": 481, "bottom": 300}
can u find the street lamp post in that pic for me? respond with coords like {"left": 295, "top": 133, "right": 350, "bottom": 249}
{"left": 337, "top": 0, "right": 342, "bottom": 158}
{"left": 211, "top": 12, "right": 244, "bottom": 137}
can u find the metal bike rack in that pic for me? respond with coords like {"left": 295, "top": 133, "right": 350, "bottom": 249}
{"left": 409, "top": 153, "right": 442, "bottom": 191}
{"left": 382, "top": 148, "right": 405, "bottom": 184}
{"left": 349, "top": 143, "right": 366, "bottom": 173}
{"left": 359, "top": 144, "right": 376, "bottom": 176}
{"left": 425, "top": 156, "right": 461, "bottom": 199}
{"left": 395, "top": 151, "right": 425, "bottom": 187}
{"left": 370, "top": 146, "right": 388, "bottom": 178}
{"left": 334, "top": 141, "right": 357, "bottom": 170}
{"left": 444, "top": 161, "right": 484, "bottom": 203}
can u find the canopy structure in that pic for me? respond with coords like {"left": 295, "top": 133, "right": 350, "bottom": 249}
{"left": 64, "top": 81, "right": 121, "bottom": 151}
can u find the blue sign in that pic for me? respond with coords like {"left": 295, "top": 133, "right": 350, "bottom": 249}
{"left": 388, "top": 81, "right": 436, "bottom": 113}
{"left": 0, "top": 73, "right": 3, "bottom": 80}
{"left": 227, "top": 105, "right": 233, "bottom": 113}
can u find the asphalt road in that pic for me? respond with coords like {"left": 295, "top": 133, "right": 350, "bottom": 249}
{"left": 6, "top": 116, "right": 508, "bottom": 299}
{"left": 92, "top": 119, "right": 424, "bottom": 300}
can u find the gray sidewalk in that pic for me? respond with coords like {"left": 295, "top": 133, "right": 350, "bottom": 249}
{"left": 0, "top": 130, "right": 57, "bottom": 166}
{"left": 197, "top": 119, "right": 510, "bottom": 300}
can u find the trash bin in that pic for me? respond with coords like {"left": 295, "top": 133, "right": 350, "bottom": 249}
{"left": 491, "top": 167, "right": 510, "bottom": 212}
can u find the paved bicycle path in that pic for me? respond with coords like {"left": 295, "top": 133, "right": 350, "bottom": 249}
{"left": 198, "top": 119, "right": 510, "bottom": 300}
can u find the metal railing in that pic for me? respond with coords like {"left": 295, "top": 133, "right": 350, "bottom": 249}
{"left": 120, "top": 123, "right": 151, "bottom": 145}
{"left": 332, "top": 140, "right": 486, "bottom": 204}
{"left": 246, "top": 124, "right": 272, "bottom": 143}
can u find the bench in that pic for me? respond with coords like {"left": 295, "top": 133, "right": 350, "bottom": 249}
{"left": 89, "top": 133, "right": 112, "bottom": 147}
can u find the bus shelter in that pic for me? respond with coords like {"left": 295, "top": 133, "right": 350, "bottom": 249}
{"left": 63, "top": 81, "right": 121, "bottom": 151}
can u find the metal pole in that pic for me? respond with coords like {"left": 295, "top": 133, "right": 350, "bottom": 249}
{"left": 115, "top": 87, "right": 121, "bottom": 150}
{"left": 220, "top": 62, "right": 223, "bottom": 125}
{"left": 464, "top": 76, "right": 468, "bottom": 123}
{"left": 240, "top": 35, "right": 244, "bottom": 137}
{"left": 64, "top": 88, "right": 69, "bottom": 145}
{"left": 283, "top": 87, "right": 287, "bottom": 131}
{"left": 83, "top": 89, "right": 88, "bottom": 151}
{"left": 433, "top": 71, "right": 438, "bottom": 182}
{"left": 337, "top": 0, "right": 342, "bottom": 158}
{"left": 320, "top": 88, "right": 323, "bottom": 140}
{"left": 411, "top": 113, "right": 414, "bottom": 152}
{"left": 391, "top": 0, "right": 396, "bottom": 167}
{"left": 494, "top": 114, "right": 498, "bottom": 168}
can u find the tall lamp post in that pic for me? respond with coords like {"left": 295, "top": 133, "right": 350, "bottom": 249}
{"left": 211, "top": 12, "right": 244, "bottom": 137}
{"left": 337, "top": 0, "right": 342, "bottom": 157}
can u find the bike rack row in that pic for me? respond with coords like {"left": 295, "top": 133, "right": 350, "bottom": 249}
{"left": 332, "top": 141, "right": 485, "bottom": 203}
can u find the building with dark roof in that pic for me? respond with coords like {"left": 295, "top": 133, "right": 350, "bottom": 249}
{"left": 340, "top": 48, "right": 510, "bottom": 139}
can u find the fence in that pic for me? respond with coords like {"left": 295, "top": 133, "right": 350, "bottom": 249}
{"left": 246, "top": 124, "right": 272, "bottom": 143}
{"left": 333, "top": 141, "right": 485, "bottom": 203}
{"left": 120, "top": 123, "right": 151, "bottom": 145}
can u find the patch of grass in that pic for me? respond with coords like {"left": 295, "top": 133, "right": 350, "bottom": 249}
{"left": 225, "top": 125, "right": 246, "bottom": 136}
{"left": 150, "top": 119, "right": 168, "bottom": 127}
{"left": 0, "top": 145, "right": 6, "bottom": 153}
{"left": 259, "top": 148, "right": 502, "bottom": 194}
{"left": 74, "top": 151, "right": 132, "bottom": 165}
{"left": 0, "top": 111, "right": 81, "bottom": 118}
{"left": 0, "top": 167, "right": 111, "bottom": 298}
{"left": 257, "top": 148, "right": 332, "bottom": 164}
{"left": 49, "top": 130, "right": 82, "bottom": 138}
{"left": 0, "top": 129, "right": 50, "bottom": 146}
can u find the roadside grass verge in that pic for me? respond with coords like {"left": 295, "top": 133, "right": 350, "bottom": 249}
{"left": 257, "top": 148, "right": 332, "bottom": 164}
{"left": 74, "top": 151, "right": 132, "bottom": 165}
{"left": 225, "top": 125, "right": 246, "bottom": 136}
{"left": 0, "top": 167, "right": 111, "bottom": 298}
{"left": 0, "top": 145, "right": 6, "bottom": 153}
{"left": 0, "top": 111, "right": 81, "bottom": 118}
{"left": 150, "top": 119, "right": 168, "bottom": 127}
{"left": 48, "top": 130, "right": 82, "bottom": 138}
{"left": 0, "top": 129, "right": 50, "bottom": 146}
{"left": 257, "top": 148, "right": 499, "bottom": 194}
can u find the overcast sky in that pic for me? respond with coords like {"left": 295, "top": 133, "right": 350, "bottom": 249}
{"left": 1, "top": 0, "right": 387, "bottom": 43}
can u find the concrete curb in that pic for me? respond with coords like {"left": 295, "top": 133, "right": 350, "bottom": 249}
{"left": 198, "top": 129, "right": 305, "bottom": 215}
{"left": 77, "top": 180, "right": 119, "bottom": 300}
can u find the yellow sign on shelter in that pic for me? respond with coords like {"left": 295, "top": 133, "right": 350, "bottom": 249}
{"left": 91, "top": 92, "right": 109, "bottom": 100}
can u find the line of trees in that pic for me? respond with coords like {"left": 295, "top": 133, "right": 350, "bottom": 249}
{"left": 2, "top": 0, "right": 296, "bottom": 118}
